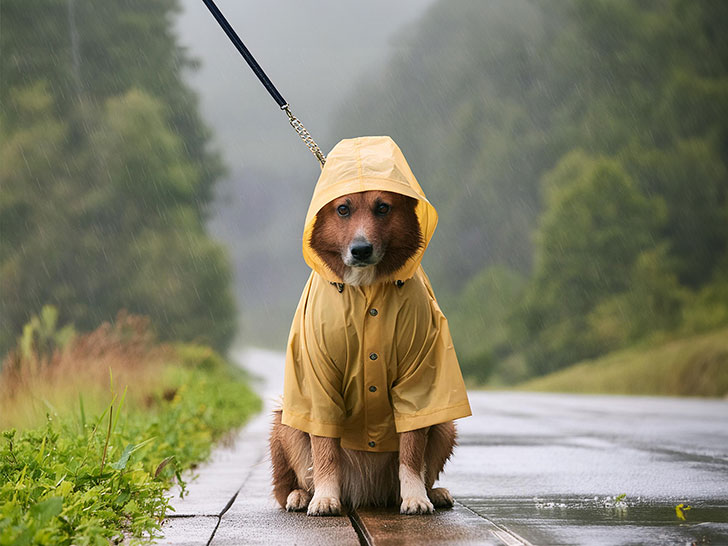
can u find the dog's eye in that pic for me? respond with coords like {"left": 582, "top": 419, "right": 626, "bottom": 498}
{"left": 375, "top": 203, "right": 390, "bottom": 216}
{"left": 337, "top": 204, "right": 350, "bottom": 217}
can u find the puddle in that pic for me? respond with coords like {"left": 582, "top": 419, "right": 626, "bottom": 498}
{"left": 460, "top": 496, "right": 728, "bottom": 545}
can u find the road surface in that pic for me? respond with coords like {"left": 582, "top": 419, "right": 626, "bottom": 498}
{"left": 158, "top": 348, "right": 728, "bottom": 545}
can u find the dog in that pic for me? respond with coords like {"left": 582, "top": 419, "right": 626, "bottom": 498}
{"left": 270, "top": 136, "right": 470, "bottom": 517}
{"left": 271, "top": 190, "right": 457, "bottom": 515}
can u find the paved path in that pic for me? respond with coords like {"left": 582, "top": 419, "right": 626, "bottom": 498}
{"left": 157, "top": 349, "right": 728, "bottom": 545}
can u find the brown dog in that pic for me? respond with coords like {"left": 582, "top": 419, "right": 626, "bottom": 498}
{"left": 270, "top": 190, "right": 458, "bottom": 515}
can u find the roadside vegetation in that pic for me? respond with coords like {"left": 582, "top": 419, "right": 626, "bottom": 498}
{"left": 0, "top": 308, "right": 260, "bottom": 545}
{"left": 334, "top": 0, "right": 728, "bottom": 390}
{"left": 516, "top": 327, "right": 728, "bottom": 397}
{"left": 0, "top": 5, "right": 255, "bottom": 539}
{"left": 0, "top": 2, "right": 261, "bottom": 543}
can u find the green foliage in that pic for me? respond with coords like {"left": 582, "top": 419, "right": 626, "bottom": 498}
{"left": 0, "top": 349, "right": 260, "bottom": 545}
{"left": 587, "top": 245, "right": 688, "bottom": 348}
{"left": 18, "top": 306, "right": 75, "bottom": 363}
{"left": 445, "top": 266, "right": 526, "bottom": 383}
{"left": 100, "top": 90, "right": 201, "bottom": 220}
{"left": 173, "top": 343, "right": 231, "bottom": 372}
{"left": 622, "top": 139, "right": 728, "bottom": 287}
{"left": 522, "top": 154, "right": 665, "bottom": 374}
{"left": 517, "top": 327, "right": 728, "bottom": 398}
{"left": 0, "top": 0, "right": 233, "bottom": 356}
{"left": 682, "top": 253, "right": 728, "bottom": 334}
{"left": 334, "top": 0, "right": 728, "bottom": 382}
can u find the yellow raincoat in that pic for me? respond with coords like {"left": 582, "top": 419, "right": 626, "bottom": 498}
{"left": 282, "top": 136, "right": 471, "bottom": 452}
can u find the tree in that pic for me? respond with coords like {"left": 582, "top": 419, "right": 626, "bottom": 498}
{"left": 522, "top": 152, "right": 665, "bottom": 374}
{"left": 587, "top": 244, "right": 688, "bottom": 347}
{"left": 446, "top": 266, "right": 526, "bottom": 383}
{"left": 0, "top": 1, "right": 235, "bottom": 355}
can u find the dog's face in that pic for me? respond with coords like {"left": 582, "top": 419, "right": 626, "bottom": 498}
{"left": 310, "top": 190, "right": 423, "bottom": 285}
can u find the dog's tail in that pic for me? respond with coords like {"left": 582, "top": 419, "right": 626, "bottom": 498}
{"left": 269, "top": 409, "right": 300, "bottom": 508}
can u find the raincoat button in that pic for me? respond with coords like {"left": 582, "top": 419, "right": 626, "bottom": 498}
{"left": 369, "top": 353, "right": 378, "bottom": 360}
{"left": 369, "top": 308, "right": 378, "bottom": 316}
{"left": 369, "top": 385, "right": 377, "bottom": 393}
{"left": 368, "top": 441, "right": 376, "bottom": 448}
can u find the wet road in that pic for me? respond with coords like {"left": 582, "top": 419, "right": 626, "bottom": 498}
{"left": 241, "top": 349, "right": 728, "bottom": 544}
{"left": 446, "top": 391, "right": 728, "bottom": 545}
{"left": 161, "top": 349, "right": 728, "bottom": 545}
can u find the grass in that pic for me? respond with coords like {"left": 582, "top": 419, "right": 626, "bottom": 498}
{"left": 0, "top": 310, "right": 260, "bottom": 545}
{"left": 515, "top": 327, "right": 728, "bottom": 397}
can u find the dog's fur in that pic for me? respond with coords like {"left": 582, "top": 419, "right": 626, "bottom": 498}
{"left": 271, "top": 190, "right": 457, "bottom": 515}
{"left": 308, "top": 190, "right": 423, "bottom": 286}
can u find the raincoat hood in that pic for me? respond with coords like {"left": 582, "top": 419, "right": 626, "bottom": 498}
{"left": 302, "top": 136, "right": 438, "bottom": 283}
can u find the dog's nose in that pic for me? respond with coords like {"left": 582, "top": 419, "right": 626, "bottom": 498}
{"left": 350, "top": 243, "right": 373, "bottom": 261}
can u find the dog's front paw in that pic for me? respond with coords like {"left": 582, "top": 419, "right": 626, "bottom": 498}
{"left": 285, "top": 489, "right": 311, "bottom": 512}
{"left": 428, "top": 487, "right": 454, "bottom": 508}
{"left": 307, "top": 495, "right": 342, "bottom": 516}
{"left": 400, "top": 495, "right": 435, "bottom": 515}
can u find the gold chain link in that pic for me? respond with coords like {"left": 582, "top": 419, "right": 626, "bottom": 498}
{"left": 282, "top": 105, "right": 326, "bottom": 167}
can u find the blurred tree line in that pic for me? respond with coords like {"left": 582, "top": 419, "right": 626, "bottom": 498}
{"left": 333, "top": 0, "right": 728, "bottom": 382}
{"left": 0, "top": 0, "right": 236, "bottom": 355}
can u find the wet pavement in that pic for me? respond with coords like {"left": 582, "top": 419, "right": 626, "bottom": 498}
{"left": 447, "top": 391, "right": 728, "bottom": 545}
{"left": 157, "top": 349, "right": 728, "bottom": 545}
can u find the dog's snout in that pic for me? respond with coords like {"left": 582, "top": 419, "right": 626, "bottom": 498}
{"left": 350, "top": 243, "right": 373, "bottom": 261}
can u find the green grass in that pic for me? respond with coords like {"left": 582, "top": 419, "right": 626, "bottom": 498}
{"left": 0, "top": 344, "right": 260, "bottom": 545}
{"left": 515, "top": 327, "right": 728, "bottom": 397}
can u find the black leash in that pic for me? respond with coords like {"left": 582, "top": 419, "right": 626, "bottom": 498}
{"left": 200, "top": 0, "right": 326, "bottom": 167}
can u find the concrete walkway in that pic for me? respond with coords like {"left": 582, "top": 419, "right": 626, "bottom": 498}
{"left": 157, "top": 349, "right": 728, "bottom": 545}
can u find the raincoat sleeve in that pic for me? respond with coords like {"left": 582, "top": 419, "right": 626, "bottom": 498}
{"left": 282, "top": 274, "right": 347, "bottom": 437}
{"left": 390, "top": 271, "right": 472, "bottom": 432}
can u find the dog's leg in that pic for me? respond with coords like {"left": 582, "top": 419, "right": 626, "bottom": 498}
{"left": 270, "top": 411, "right": 312, "bottom": 511}
{"left": 307, "top": 435, "right": 342, "bottom": 516}
{"left": 399, "top": 428, "right": 434, "bottom": 514}
{"left": 424, "top": 422, "right": 456, "bottom": 508}
{"left": 270, "top": 411, "right": 301, "bottom": 509}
